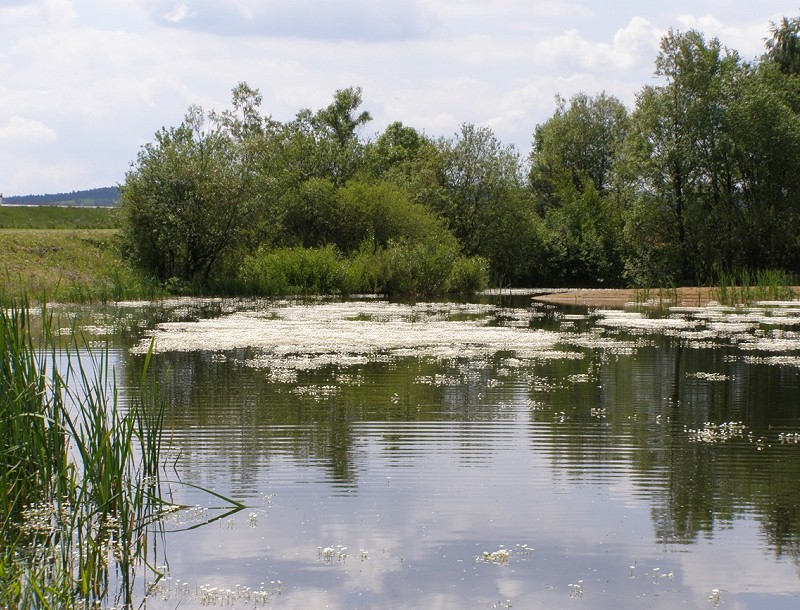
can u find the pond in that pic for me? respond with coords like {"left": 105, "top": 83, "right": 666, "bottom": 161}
{"left": 73, "top": 294, "right": 800, "bottom": 608}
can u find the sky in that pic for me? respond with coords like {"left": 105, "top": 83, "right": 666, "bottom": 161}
{"left": 1, "top": 0, "right": 798, "bottom": 196}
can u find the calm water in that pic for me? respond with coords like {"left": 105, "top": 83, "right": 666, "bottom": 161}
{"left": 77, "top": 295, "right": 800, "bottom": 608}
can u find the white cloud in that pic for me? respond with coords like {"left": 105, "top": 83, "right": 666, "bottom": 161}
{"left": 45, "top": 0, "right": 77, "bottom": 27}
{"left": 0, "top": 116, "right": 57, "bottom": 143}
{"left": 146, "top": 0, "right": 436, "bottom": 41}
{"left": 676, "top": 12, "right": 776, "bottom": 58}
{"left": 534, "top": 17, "right": 662, "bottom": 73}
{"left": 2, "top": 0, "right": 800, "bottom": 193}
{"left": 163, "top": 2, "right": 191, "bottom": 23}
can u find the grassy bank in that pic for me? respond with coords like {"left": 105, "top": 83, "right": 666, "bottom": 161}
{"left": 0, "top": 229, "right": 161, "bottom": 302}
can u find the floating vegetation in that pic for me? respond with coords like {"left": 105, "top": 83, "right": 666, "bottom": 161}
{"left": 133, "top": 302, "right": 571, "bottom": 372}
{"left": 477, "top": 544, "right": 532, "bottom": 566}
{"left": 649, "top": 567, "right": 675, "bottom": 582}
{"left": 686, "top": 421, "right": 747, "bottom": 443}
{"left": 318, "top": 545, "right": 349, "bottom": 563}
{"left": 687, "top": 372, "right": 731, "bottom": 381}
{"left": 292, "top": 384, "right": 340, "bottom": 400}
{"left": 479, "top": 548, "right": 511, "bottom": 565}
{"left": 415, "top": 374, "right": 463, "bottom": 386}
{"left": 524, "top": 398, "right": 545, "bottom": 411}
{"left": 569, "top": 580, "right": 584, "bottom": 598}
{"left": 595, "top": 310, "right": 698, "bottom": 332}
{"left": 151, "top": 577, "right": 283, "bottom": 606}
{"left": 568, "top": 373, "right": 591, "bottom": 383}
{"left": 742, "top": 355, "right": 800, "bottom": 368}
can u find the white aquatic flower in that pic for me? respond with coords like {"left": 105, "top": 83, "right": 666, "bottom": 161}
{"left": 569, "top": 580, "right": 584, "bottom": 598}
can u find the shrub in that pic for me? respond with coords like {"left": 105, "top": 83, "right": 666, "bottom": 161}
{"left": 376, "top": 238, "right": 459, "bottom": 296}
{"left": 335, "top": 178, "right": 453, "bottom": 253}
{"left": 241, "top": 245, "right": 345, "bottom": 295}
{"left": 448, "top": 256, "right": 489, "bottom": 293}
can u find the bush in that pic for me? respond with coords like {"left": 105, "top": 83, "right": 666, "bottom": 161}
{"left": 448, "top": 256, "right": 489, "bottom": 293}
{"left": 335, "top": 178, "right": 452, "bottom": 253}
{"left": 239, "top": 240, "right": 486, "bottom": 297}
{"left": 340, "top": 243, "right": 383, "bottom": 294}
{"left": 120, "top": 108, "right": 258, "bottom": 285}
{"left": 241, "top": 245, "right": 344, "bottom": 295}
{"left": 372, "top": 238, "right": 459, "bottom": 296}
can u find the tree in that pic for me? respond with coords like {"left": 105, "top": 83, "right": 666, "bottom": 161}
{"left": 120, "top": 104, "right": 257, "bottom": 285}
{"left": 335, "top": 177, "right": 454, "bottom": 254}
{"left": 765, "top": 16, "right": 800, "bottom": 75}
{"left": 726, "top": 61, "right": 800, "bottom": 272}
{"left": 278, "top": 87, "right": 372, "bottom": 188}
{"left": 277, "top": 177, "right": 340, "bottom": 248}
{"left": 529, "top": 92, "right": 629, "bottom": 285}
{"left": 437, "top": 124, "right": 524, "bottom": 255}
{"left": 312, "top": 86, "right": 372, "bottom": 146}
{"left": 530, "top": 92, "right": 629, "bottom": 211}
{"left": 364, "top": 121, "right": 429, "bottom": 178}
{"left": 622, "top": 30, "right": 741, "bottom": 284}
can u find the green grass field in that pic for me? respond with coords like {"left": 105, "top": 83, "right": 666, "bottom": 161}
{"left": 0, "top": 205, "right": 118, "bottom": 229}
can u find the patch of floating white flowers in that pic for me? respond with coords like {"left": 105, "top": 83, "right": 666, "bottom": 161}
{"left": 686, "top": 421, "right": 746, "bottom": 443}
{"left": 477, "top": 544, "right": 533, "bottom": 566}
{"left": 18, "top": 501, "right": 128, "bottom": 574}
{"left": 152, "top": 577, "right": 283, "bottom": 606}
{"left": 316, "top": 545, "right": 369, "bottom": 563}
{"left": 687, "top": 371, "right": 731, "bottom": 381}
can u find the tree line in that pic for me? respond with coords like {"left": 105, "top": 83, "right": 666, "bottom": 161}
{"left": 5, "top": 187, "right": 119, "bottom": 207}
{"left": 121, "top": 17, "right": 800, "bottom": 294}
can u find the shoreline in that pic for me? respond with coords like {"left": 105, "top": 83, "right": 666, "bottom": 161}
{"left": 529, "top": 287, "right": 800, "bottom": 308}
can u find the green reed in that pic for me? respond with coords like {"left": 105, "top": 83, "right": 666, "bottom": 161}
{"left": 632, "top": 285, "right": 677, "bottom": 307}
{"left": 0, "top": 298, "right": 167, "bottom": 608}
{"left": 712, "top": 269, "right": 795, "bottom": 306}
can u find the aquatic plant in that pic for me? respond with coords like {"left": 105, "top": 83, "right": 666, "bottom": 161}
{"left": 0, "top": 299, "right": 167, "bottom": 608}
{"left": 712, "top": 269, "right": 795, "bottom": 306}
{"left": 686, "top": 421, "right": 746, "bottom": 443}
{"left": 633, "top": 285, "right": 678, "bottom": 307}
{"left": 318, "top": 545, "right": 349, "bottom": 563}
{"left": 479, "top": 548, "right": 511, "bottom": 565}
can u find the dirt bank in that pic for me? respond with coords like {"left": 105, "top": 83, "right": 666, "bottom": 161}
{"left": 532, "top": 287, "right": 727, "bottom": 308}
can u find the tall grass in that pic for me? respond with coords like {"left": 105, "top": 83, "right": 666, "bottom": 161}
{"left": 0, "top": 229, "right": 166, "bottom": 305}
{"left": 0, "top": 299, "right": 167, "bottom": 608}
{"left": 712, "top": 269, "right": 795, "bottom": 306}
{"left": 632, "top": 285, "right": 678, "bottom": 307}
{"left": 239, "top": 244, "right": 489, "bottom": 296}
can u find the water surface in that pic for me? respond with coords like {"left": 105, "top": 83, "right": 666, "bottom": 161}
{"left": 80, "top": 296, "right": 800, "bottom": 608}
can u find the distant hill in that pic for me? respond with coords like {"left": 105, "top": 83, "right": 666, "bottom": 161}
{"left": 2, "top": 187, "right": 120, "bottom": 207}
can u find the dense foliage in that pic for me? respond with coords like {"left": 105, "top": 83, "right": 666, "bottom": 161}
{"left": 121, "top": 18, "right": 800, "bottom": 293}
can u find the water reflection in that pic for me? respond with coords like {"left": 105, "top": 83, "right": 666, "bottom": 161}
{"left": 91, "top": 297, "right": 800, "bottom": 607}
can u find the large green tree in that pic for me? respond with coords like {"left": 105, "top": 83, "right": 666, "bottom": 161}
{"left": 434, "top": 124, "right": 536, "bottom": 278}
{"left": 530, "top": 92, "right": 629, "bottom": 285}
{"left": 765, "top": 16, "right": 800, "bottom": 76}
{"left": 120, "top": 104, "right": 258, "bottom": 285}
{"left": 726, "top": 60, "right": 800, "bottom": 271}
{"left": 622, "top": 30, "right": 741, "bottom": 284}
{"left": 530, "top": 92, "right": 629, "bottom": 209}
